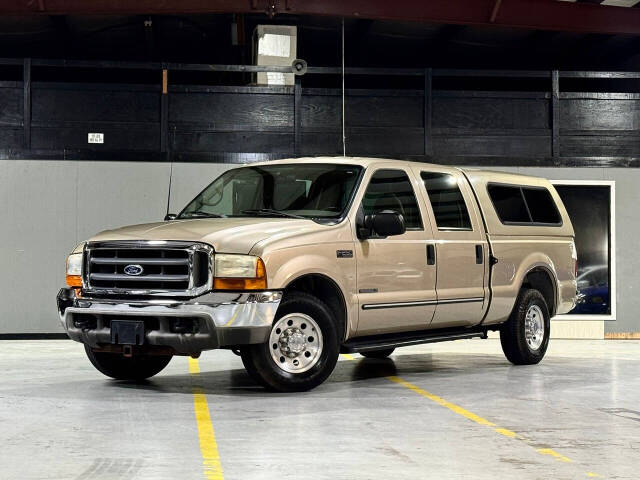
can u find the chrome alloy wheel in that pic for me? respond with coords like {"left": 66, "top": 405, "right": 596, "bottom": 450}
{"left": 524, "top": 304, "right": 545, "bottom": 351}
{"left": 269, "top": 313, "right": 324, "bottom": 374}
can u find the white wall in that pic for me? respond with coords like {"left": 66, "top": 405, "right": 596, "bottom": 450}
{"left": 0, "top": 160, "right": 637, "bottom": 334}
{"left": 0, "top": 160, "right": 232, "bottom": 334}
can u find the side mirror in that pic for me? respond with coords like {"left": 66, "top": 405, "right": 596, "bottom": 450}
{"left": 164, "top": 213, "right": 177, "bottom": 221}
{"left": 359, "top": 210, "right": 406, "bottom": 239}
{"left": 371, "top": 210, "right": 406, "bottom": 237}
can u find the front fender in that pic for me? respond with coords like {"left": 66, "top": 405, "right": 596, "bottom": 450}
{"left": 261, "top": 245, "right": 358, "bottom": 338}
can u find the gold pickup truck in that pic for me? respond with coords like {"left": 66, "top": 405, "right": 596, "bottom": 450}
{"left": 57, "top": 157, "right": 577, "bottom": 392}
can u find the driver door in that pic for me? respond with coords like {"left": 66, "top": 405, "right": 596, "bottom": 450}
{"left": 354, "top": 167, "right": 437, "bottom": 336}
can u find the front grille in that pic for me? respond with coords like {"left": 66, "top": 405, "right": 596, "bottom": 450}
{"left": 84, "top": 241, "right": 211, "bottom": 296}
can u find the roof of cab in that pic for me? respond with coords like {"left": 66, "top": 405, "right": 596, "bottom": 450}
{"left": 248, "top": 156, "right": 546, "bottom": 185}
{"left": 459, "top": 167, "right": 548, "bottom": 187}
{"left": 248, "top": 156, "right": 440, "bottom": 169}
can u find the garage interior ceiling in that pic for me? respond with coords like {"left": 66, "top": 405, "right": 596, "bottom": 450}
{"left": 0, "top": 0, "right": 639, "bottom": 34}
{"left": 0, "top": 20, "right": 638, "bottom": 73}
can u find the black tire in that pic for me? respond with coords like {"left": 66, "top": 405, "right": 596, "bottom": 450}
{"left": 360, "top": 348, "right": 395, "bottom": 359}
{"left": 500, "top": 288, "right": 550, "bottom": 365}
{"left": 241, "top": 291, "right": 339, "bottom": 392}
{"left": 85, "top": 345, "right": 172, "bottom": 380}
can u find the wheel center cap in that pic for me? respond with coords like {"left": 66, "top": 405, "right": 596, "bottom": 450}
{"left": 280, "top": 328, "right": 306, "bottom": 355}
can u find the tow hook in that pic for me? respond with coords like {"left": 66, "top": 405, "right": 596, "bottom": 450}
{"left": 123, "top": 345, "right": 134, "bottom": 358}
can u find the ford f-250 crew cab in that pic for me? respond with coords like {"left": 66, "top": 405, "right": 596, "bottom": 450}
{"left": 57, "top": 157, "right": 577, "bottom": 392}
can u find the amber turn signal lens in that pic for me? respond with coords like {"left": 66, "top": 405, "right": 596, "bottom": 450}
{"left": 66, "top": 274, "right": 82, "bottom": 287}
{"left": 214, "top": 258, "right": 267, "bottom": 290}
{"left": 213, "top": 277, "right": 267, "bottom": 290}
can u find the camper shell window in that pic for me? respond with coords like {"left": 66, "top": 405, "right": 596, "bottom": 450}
{"left": 488, "top": 184, "right": 562, "bottom": 226}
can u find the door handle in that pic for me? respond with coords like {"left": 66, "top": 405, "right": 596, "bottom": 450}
{"left": 427, "top": 244, "right": 436, "bottom": 265}
{"left": 475, "top": 244, "right": 483, "bottom": 264}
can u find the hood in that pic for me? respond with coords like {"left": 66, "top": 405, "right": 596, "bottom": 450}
{"left": 89, "top": 217, "right": 321, "bottom": 254}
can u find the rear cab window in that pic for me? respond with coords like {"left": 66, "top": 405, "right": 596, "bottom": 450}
{"left": 488, "top": 184, "right": 562, "bottom": 226}
{"left": 420, "top": 172, "right": 472, "bottom": 231}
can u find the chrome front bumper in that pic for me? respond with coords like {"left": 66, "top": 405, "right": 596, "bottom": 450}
{"left": 57, "top": 288, "right": 282, "bottom": 354}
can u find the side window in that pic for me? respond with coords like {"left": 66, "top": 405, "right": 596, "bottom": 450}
{"left": 487, "top": 185, "right": 530, "bottom": 223}
{"left": 362, "top": 169, "right": 423, "bottom": 230}
{"left": 488, "top": 184, "right": 562, "bottom": 225}
{"left": 522, "top": 188, "right": 562, "bottom": 224}
{"left": 421, "top": 172, "right": 472, "bottom": 230}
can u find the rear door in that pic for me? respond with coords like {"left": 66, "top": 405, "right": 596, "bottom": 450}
{"left": 412, "top": 166, "right": 488, "bottom": 328}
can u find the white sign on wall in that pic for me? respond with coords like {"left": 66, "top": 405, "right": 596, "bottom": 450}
{"left": 88, "top": 133, "right": 104, "bottom": 144}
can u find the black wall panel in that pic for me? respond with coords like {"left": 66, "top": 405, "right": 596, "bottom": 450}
{"left": 31, "top": 124, "right": 160, "bottom": 151}
{"left": 431, "top": 93, "right": 551, "bottom": 157}
{"left": 0, "top": 84, "right": 23, "bottom": 148}
{"left": 32, "top": 87, "right": 159, "bottom": 123}
{"left": 561, "top": 134, "right": 640, "bottom": 156}
{"left": 560, "top": 98, "right": 639, "bottom": 130}
{"left": 433, "top": 95, "right": 549, "bottom": 130}
{"left": 0, "top": 85, "right": 22, "bottom": 126}
{"left": 0, "top": 63, "right": 638, "bottom": 166}
{"left": 173, "top": 131, "right": 294, "bottom": 153}
{"left": 346, "top": 128, "right": 425, "bottom": 156}
{"left": 170, "top": 92, "right": 293, "bottom": 127}
{"left": 0, "top": 128, "right": 23, "bottom": 149}
{"left": 559, "top": 95, "right": 639, "bottom": 157}
{"left": 432, "top": 134, "right": 551, "bottom": 157}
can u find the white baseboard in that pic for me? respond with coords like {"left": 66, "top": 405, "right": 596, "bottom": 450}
{"left": 550, "top": 320, "right": 604, "bottom": 339}
{"left": 487, "top": 320, "right": 604, "bottom": 339}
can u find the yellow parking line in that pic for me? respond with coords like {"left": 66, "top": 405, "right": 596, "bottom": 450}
{"left": 188, "top": 358, "right": 224, "bottom": 480}
{"left": 388, "top": 375, "right": 497, "bottom": 427}
{"left": 537, "top": 448, "right": 572, "bottom": 463}
{"left": 341, "top": 355, "right": 603, "bottom": 478}
{"left": 494, "top": 427, "right": 518, "bottom": 438}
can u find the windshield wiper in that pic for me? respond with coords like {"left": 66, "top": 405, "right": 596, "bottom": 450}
{"left": 241, "top": 208, "right": 306, "bottom": 219}
{"left": 181, "top": 211, "right": 226, "bottom": 218}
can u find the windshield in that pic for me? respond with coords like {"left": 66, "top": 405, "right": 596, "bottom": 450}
{"left": 178, "top": 163, "right": 362, "bottom": 221}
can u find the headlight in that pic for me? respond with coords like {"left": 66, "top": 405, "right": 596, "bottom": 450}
{"left": 213, "top": 254, "right": 267, "bottom": 290}
{"left": 66, "top": 252, "right": 83, "bottom": 287}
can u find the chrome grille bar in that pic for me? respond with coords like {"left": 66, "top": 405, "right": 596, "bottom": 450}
{"left": 89, "top": 273, "right": 190, "bottom": 282}
{"left": 90, "top": 257, "right": 189, "bottom": 265}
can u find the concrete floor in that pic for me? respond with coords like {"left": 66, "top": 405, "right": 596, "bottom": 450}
{"left": 1, "top": 339, "right": 639, "bottom": 480}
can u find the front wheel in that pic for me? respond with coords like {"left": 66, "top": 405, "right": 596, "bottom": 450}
{"left": 500, "top": 288, "right": 550, "bottom": 365}
{"left": 241, "top": 292, "right": 339, "bottom": 392}
{"left": 85, "top": 345, "right": 172, "bottom": 380}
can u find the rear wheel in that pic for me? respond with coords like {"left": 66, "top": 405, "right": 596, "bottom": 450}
{"left": 241, "top": 292, "right": 339, "bottom": 392}
{"left": 360, "top": 348, "right": 395, "bottom": 359}
{"left": 85, "top": 345, "right": 172, "bottom": 380}
{"left": 500, "top": 288, "right": 550, "bottom": 365}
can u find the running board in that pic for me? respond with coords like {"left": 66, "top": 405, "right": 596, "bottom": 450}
{"left": 340, "top": 327, "right": 488, "bottom": 354}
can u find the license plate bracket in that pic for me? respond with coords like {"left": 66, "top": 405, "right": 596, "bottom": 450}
{"left": 111, "top": 320, "right": 145, "bottom": 345}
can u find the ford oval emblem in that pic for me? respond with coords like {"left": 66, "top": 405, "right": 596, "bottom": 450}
{"left": 124, "top": 264, "right": 144, "bottom": 276}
